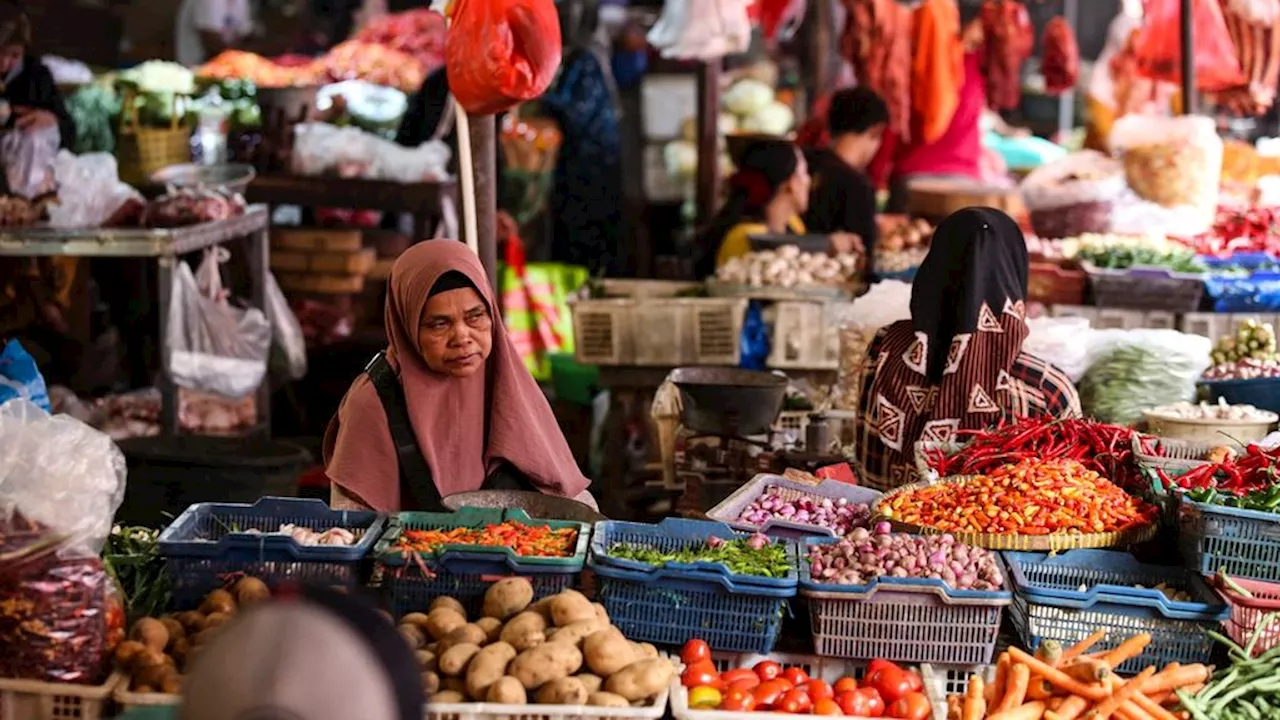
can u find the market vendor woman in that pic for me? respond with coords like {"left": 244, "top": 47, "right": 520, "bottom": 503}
{"left": 0, "top": 1, "right": 74, "bottom": 148}
{"left": 323, "top": 240, "right": 594, "bottom": 512}
{"left": 855, "top": 207, "right": 1080, "bottom": 489}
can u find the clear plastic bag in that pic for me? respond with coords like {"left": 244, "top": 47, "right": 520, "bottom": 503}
{"left": 45, "top": 151, "right": 145, "bottom": 229}
{"left": 831, "top": 281, "right": 912, "bottom": 410}
{"left": 1025, "top": 316, "right": 1091, "bottom": 382}
{"left": 1110, "top": 115, "right": 1223, "bottom": 221}
{"left": 1079, "top": 329, "right": 1212, "bottom": 425}
{"left": 2, "top": 124, "right": 60, "bottom": 199}
{"left": 267, "top": 271, "right": 307, "bottom": 381}
{"left": 0, "top": 398, "right": 127, "bottom": 683}
{"left": 1020, "top": 150, "right": 1126, "bottom": 239}
{"left": 166, "top": 248, "right": 272, "bottom": 398}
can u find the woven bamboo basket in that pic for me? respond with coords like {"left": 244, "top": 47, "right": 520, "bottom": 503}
{"left": 115, "top": 89, "right": 191, "bottom": 187}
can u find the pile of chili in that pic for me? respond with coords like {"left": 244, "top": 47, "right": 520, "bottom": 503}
{"left": 925, "top": 417, "right": 1148, "bottom": 493}
{"left": 883, "top": 458, "right": 1160, "bottom": 535}
{"left": 1191, "top": 204, "right": 1280, "bottom": 257}
{"left": 398, "top": 521, "right": 578, "bottom": 557}
{"left": 1164, "top": 444, "right": 1280, "bottom": 513}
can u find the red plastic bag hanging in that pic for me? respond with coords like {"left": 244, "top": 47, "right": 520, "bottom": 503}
{"left": 445, "top": 0, "right": 562, "bottom": 115}
{"left": 1133, "top": 0, "right": 1243, "bottom": 92}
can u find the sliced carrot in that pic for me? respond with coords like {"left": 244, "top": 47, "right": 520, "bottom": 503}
{"left": 1061, "top": 630, "right": 1107, "bottom": 664}
{"left": 1084, "top": 666, "right": 1156, "bottom": 720}
{"left": 1098, "top": 633, "right": 1152, "bottom": 667}
{"left": 1008, "top": 648, "right": 1107, "bottom": 701}
{"left": 989, "top": 701, "right": 1048, "bottom": 720}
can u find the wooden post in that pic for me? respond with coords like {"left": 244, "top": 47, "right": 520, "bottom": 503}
{"left": 470, "top": 114, "right": 500, "bottom": 293}
{"left": 695, "top": 59, "right": 723, "bottom": 226}
{"left": 1180, "top": 0, "right": 1196, "bottom": 114}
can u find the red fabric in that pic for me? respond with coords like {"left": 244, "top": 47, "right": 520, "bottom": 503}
{"left": 1134, "top": 0, "right": 1243, "bottom": 92}
{"left": 322, "top": 240, "right": 589, "bottom": 511}
{"left": 872, "top": 51, "right": 985, "bottom": 185}
{"left": 445, "top": 0, "right": 562, "bottom": 115}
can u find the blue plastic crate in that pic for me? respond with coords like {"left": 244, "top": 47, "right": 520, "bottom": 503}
{"left": 157, "top": 497, "right": 385, "bottom": 607}
{"left": 1003, "top": 550, "right": 1228, "bottom": 673}
{"left": 373, "top": 508, "right": 589, "bottom": 618}
{"left": 1198, "top": 376, "right": 1280, "bottom": 415}
{"left": 1179, "top": 494, "right": 1280, "bottom": 583}
{"left": 797, "top": 537, "right": 1009, "bottom": 665}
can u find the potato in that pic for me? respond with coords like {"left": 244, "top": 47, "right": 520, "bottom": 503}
{"left": 441, "top": 677, "right": 467, "bottom": 694}
{"left": 474, "top": 616, "right": 503, "bottom": 643}
{"left": 486, "top": 676, "right": 528, "bottom": 704}
{"left": 398, "top": 623, "right": 426, "bottom": 650}
{"left": 170, "top": 638, "right": 191, "bottom": 668}
{"left": 429, "top": 596, "right": 466, "bottom": 616}
{"left": 604, "top": 658, "right": 673, "bottom": 702}
{"left": 437, "top": 623, "right": 488, "bottom": 654}
{"left": 591, "top": 603, "right": 609, "bottom": 624}
{"left": 633, "top": 642, "right": 658, "bottom": 659}
{"left": 588, "top": 691, "right": 631, "bottom": 707}
{"left": 133, "top": 653, "right": 170, "bottom": 689}
{"left": 499, "top": 611, "right": 547, "bottom": 651}
{"left": 549, "top": 590, "right": 596, "bottom": 627}
{"left": 430, "top": 690, "right": 466, "bottom": 703}
{"left": 421, "top": 671, "right": 440, "bottom": 694}
{"left": 233, "top": 576, "right": 270, "bottom": 605}
{"left": 176, "top": 611, "right": 206, "bottom": 632}
{"left": 201, "top": 589, "right": 236, "bottom": 616}
{"left": 114, "top": 640, "right": 147, "bottom": 669}
{"left": 483, "top": 577, "right": 534, "bottom": 620}
{"left": 414, "top": 650, "right": 436, "bottom": 671}
{"left": 465, "top": 641, "right": 518, "bottom": 700}
{"left": 509, "top": 642, "right": 583, "bottom": 689}
{"left": 204, "top": 612, "right": 232, "bottom": 630}
{"left": 401, "top": 612, "right": 432, "bottom": 632}
{"left": 191, "top": 628, "right": 219, "bottom": 647}
{"left": 159, "top": 618, "right": 186, "bottom": 646}
{"left": 575, "top": 674, "right": 603, "bottom": 694}
{"left": 583, "top": 628, "right": 635, "bottom": 677}
{"left": 438, "top": 642, "right": 482, "bottom": 676}
{"left": 157, "top": 667, "right": 182, "bottom": 695}
{"left": 527, "top": 596, "right": 555, "bottom": 621}
{"left": 130, "top": 618, "right": 169, "bottom": 652}
{"left": 546, "top": 619, "right": 602, "bottom": 647}
{"left": 425, "top": 607, "right": 467, "bottom": 640}
{"left": 536, "top": 677, "right": 588, "bottom": 705}
{"left": 132, "top": 684, "right": 155, "bottom": 694}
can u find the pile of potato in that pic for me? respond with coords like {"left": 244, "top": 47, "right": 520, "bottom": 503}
{"left": 400, "top": 579, "right": 674, "bottom": 707}
{"left": 113, "top": 576, "right": 271, "bottom": 694}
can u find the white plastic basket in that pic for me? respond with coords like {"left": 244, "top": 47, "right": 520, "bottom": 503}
{"left": 0, "top": 673, "right": 123, "bottom": 720}
{"left": 425, "top": 687, "right": 668, "bottom": 720}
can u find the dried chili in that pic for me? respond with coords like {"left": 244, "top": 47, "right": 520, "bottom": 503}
{"left": 398, "top": 521, "right": 578, "bottom": 557}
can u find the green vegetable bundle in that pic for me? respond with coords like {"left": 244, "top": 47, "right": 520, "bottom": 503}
{"left": 104, "top": 525, "right": 170, "bottom": 621}
{"left": 605, "top": 537, "right": 792, "bottom": 578}
{"left": 1080, "top": 344, "right": 1198, "bottom": 426}
{"left": 1180, "top": 578, "right": 1280, "bottom": 720}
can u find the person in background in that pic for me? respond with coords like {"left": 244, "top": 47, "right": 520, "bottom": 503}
{"left": 175, "top": 0, "right": 255, "bottom": 66}
{"left": 871, "top": 18, "right": 986, "bottom": 213}
{"left": 0, "top": 1, "right": 73, "bottom": 148}
{"left": 804, "top": 87, "right": 888, "bottom": 262}
{"left": 541, "top": 0, "right": 622, "bottom": 275}
{"left": 323, "top": 240, "right": 594, "bottom": 512}
{"left": 176, "top": 584, "right": 424, "bottom": 720}
{"left": 855, "top": 207, "right": 1080, "bottom": 490}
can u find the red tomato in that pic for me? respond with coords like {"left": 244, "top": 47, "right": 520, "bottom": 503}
{"left": 805, "top": 679, "right": 835, "bottom": 702}
{"left": 721, "top": 669, "right": 760, "bottom": 690}
{"left": 729, "top": 677, "right": 761, "bottom": 692}
{"left": 887, "top": 691, "right": 931, "bottom": 720}
{"left": 783, "top": 667, "right": 811, "bottom": 686}
{"left": 720, "top": 688, "right": 757, "bottom": 712}
{"left": 754, "top": 660, "right": 783, "bottom": 682}
{"left": 681, "top": 639, "right": 711, "bottom": 666}
{"left": 833, "top": 677, "right": 858, "bottom": 695}
{"left": 836, "top": 690, "right": 868, "bottom": 716}
{"left": 855, "top": 687, "right": 885, "bottom": 717}
{"left": 904, "top": 670, "right": 922, "bottom": 693}
{"left": 752, "top": 679, "right": 789, "bottom": 708}
{"left": 778, "top": 688, "right": 812, "bottom": 714}
{"left": 814, "top": 698, "right": 842, "bottom": 716}
{"left": 680, "top": 665, "right": 719, "bottom": 689}
{"left": 868, "top": 666, "right": 915, "bottom": 705}
{"left": 866, "top": 659, "right": 899, "bottom": 677}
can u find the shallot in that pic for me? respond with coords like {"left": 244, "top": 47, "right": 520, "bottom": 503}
{"left": 736, "top": 486, "right": 872, "bottom": 535}
{"left": 806, "top": 522, "right": 1004, "bottom": 591}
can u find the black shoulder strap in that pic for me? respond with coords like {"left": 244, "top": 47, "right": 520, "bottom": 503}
{"left": 364, "top": 352, "right": 444, "bottom": 512}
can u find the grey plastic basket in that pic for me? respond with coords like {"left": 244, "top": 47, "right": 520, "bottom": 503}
{"left": 1131, "top": 434, "right": 1222, "bottom": 478}
{"left": 705, "top": 474, "right": 881, "bottom": 539}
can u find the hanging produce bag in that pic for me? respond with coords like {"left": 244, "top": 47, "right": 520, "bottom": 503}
{"left": 1133, "top": 0, "right": 1244, "bottom": 91}
{"left": 445, "top": 0, "right": 561, "bottom": 115}
{"left": 500, "top": 233, "right": 587, "bottom": 380}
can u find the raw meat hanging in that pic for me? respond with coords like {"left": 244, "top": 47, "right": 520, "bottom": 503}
{"left": 840, "top": 0, "right": 912, "bottom": 140}
{"left": 758, "top": 0, "right": 807, "bottom": 42}
{"left": 980, "top": 0, "right": 1035, "bottom": 111}
{"left": 1041, "top": 16, "right": 1080, "bottom": 95}
{"left": 1132, "top": 0, "right": 1244, "bottom": 93}
{"left": 1216, "top": 0, "right": 1280, "bottom": 115}
{"left": 647, "top": 0, "right": 755, "bottom": 60}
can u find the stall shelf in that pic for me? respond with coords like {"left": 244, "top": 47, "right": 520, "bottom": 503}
{"left": 0, "top": 206, "right": 271, "bottom": 436}
{"left": 245, "top": 174, "right": 455, "bottom": 244}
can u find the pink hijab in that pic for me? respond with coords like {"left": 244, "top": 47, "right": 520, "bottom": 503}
{"left": 322, "top": 240, "right": 589, "bottom": 511}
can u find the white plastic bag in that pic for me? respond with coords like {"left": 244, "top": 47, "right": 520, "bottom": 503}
{"left": 1110, "top": 115, "right": 1223, "bottom": 226}
{"left": 266, "top": 271, "right": 307, "bottom": 381}
{"left": 2, "top": 125, "right": 60, "bottom": 199}
{"left": 1025, "top": 316, "right": 1091, "bottom": 382}
{"left": 1020, "top": 151, "right": 1125, "bottom": 238}
{"left": 166, "top": 248, "right": 272, "bottom": 398}
{"left": 1079, "top": 329, "right": 1212, "bottom": 425}
{"left": 45, "top": 151, "right": 144, "bottom": 228}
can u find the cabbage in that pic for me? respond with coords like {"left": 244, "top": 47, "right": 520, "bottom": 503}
{"left": 663, "top": 140, "right": 698, "bottom": 178}
{"left": 723, "top": 79, "right": 774, "bottom": 117}
{"left": 741, "top": 101, "right": 795, "bottom": 136}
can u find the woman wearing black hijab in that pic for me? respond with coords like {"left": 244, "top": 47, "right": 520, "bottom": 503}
{"left": 855, "top": 207, "right": 1080, "bottom": 489}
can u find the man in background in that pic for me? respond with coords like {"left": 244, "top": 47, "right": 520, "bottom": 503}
{"left": 804, "top": 87, "right": 887, "bottom": 261}
{"left": 175, "top": 0, "right": 255, "bottom": 66}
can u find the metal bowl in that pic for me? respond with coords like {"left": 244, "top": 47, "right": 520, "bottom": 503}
{"left": 671, "top": 366, "right": 787, "bottom": 436}
{"left": 441, "top": 490, "right": 605, "bottom": 523}
{"left": 151, "top": 163, "right": 256, "bottom": 194}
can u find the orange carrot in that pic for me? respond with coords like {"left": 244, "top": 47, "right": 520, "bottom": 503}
{"left": 1137, "top": 664, "right": 1209, "bottom": 697}
{"left": 1115, "top": 701, "right": 1157, "bottom": 720}
{"left": 1008, "top": 648, "right": 1107, "bottom": 701}
{"left": 989, "top": 701, "right": 1048, "bottom": 720}
{"left": 962, "top": 674, "right": 986, "bottom": 720}
{"left": 1099, "top": 633, "right": 1152, "bottom": 667}
{"left": 997, "top": 663, "right": 1032, "bottom": 712}
{"left": 1046, "top": 696, "right": 1090, "bottom": 720}
{"left": 1026, "top": 677, "right": 1057, "bottom": 701}
{"left": 1062, "top": 658, "right": 1112, "bottom": 683}
{"left": 1048, "top": 697, "right": 1065, "bottom": 711}
{"left": 988, "top": 653, "right": 1012, "bottom": 705}
{"left": 1084, "top": 666, "right": 1156, "bottom": 720}
{"left": 1131, "top": 694, "right": 1178, "bottom": 720}
{"left": 1061, "top": 630, "right": 1107, "bottom": 664}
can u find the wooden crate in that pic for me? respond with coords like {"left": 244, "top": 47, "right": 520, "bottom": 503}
{"left": 571, "top": 297, "right": 746, "bottom": 366}
{"left": 271, "top": 248, "right": 375, "bottom": 275}
{"left": 0, "top": 673, "right": 122, "bottom": 720}
{"left": 276, "top": 273, "right": 365, "bottom": 294}
{"left": 271, "top": 228, "right": 363, "bottom": 252}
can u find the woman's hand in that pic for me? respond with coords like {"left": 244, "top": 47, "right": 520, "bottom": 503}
{"left": 14, "top": 107, "right": 57, "bottom": 132}
{"left": 830, "top": 232, "right": 865, "bottom": 256}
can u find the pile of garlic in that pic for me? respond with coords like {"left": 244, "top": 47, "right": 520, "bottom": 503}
{"left": 716, "top": 245, "right": 859, "bottom": 288}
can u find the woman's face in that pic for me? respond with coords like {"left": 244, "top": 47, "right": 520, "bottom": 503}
{"left": 0, "top": 44, "right": 21, "bottom": 77}
{"left": 416, "top": 287, "right": 493, "bottom": 378}
{"left": 786, "top": 151, "right": 811, "bottom": 214}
